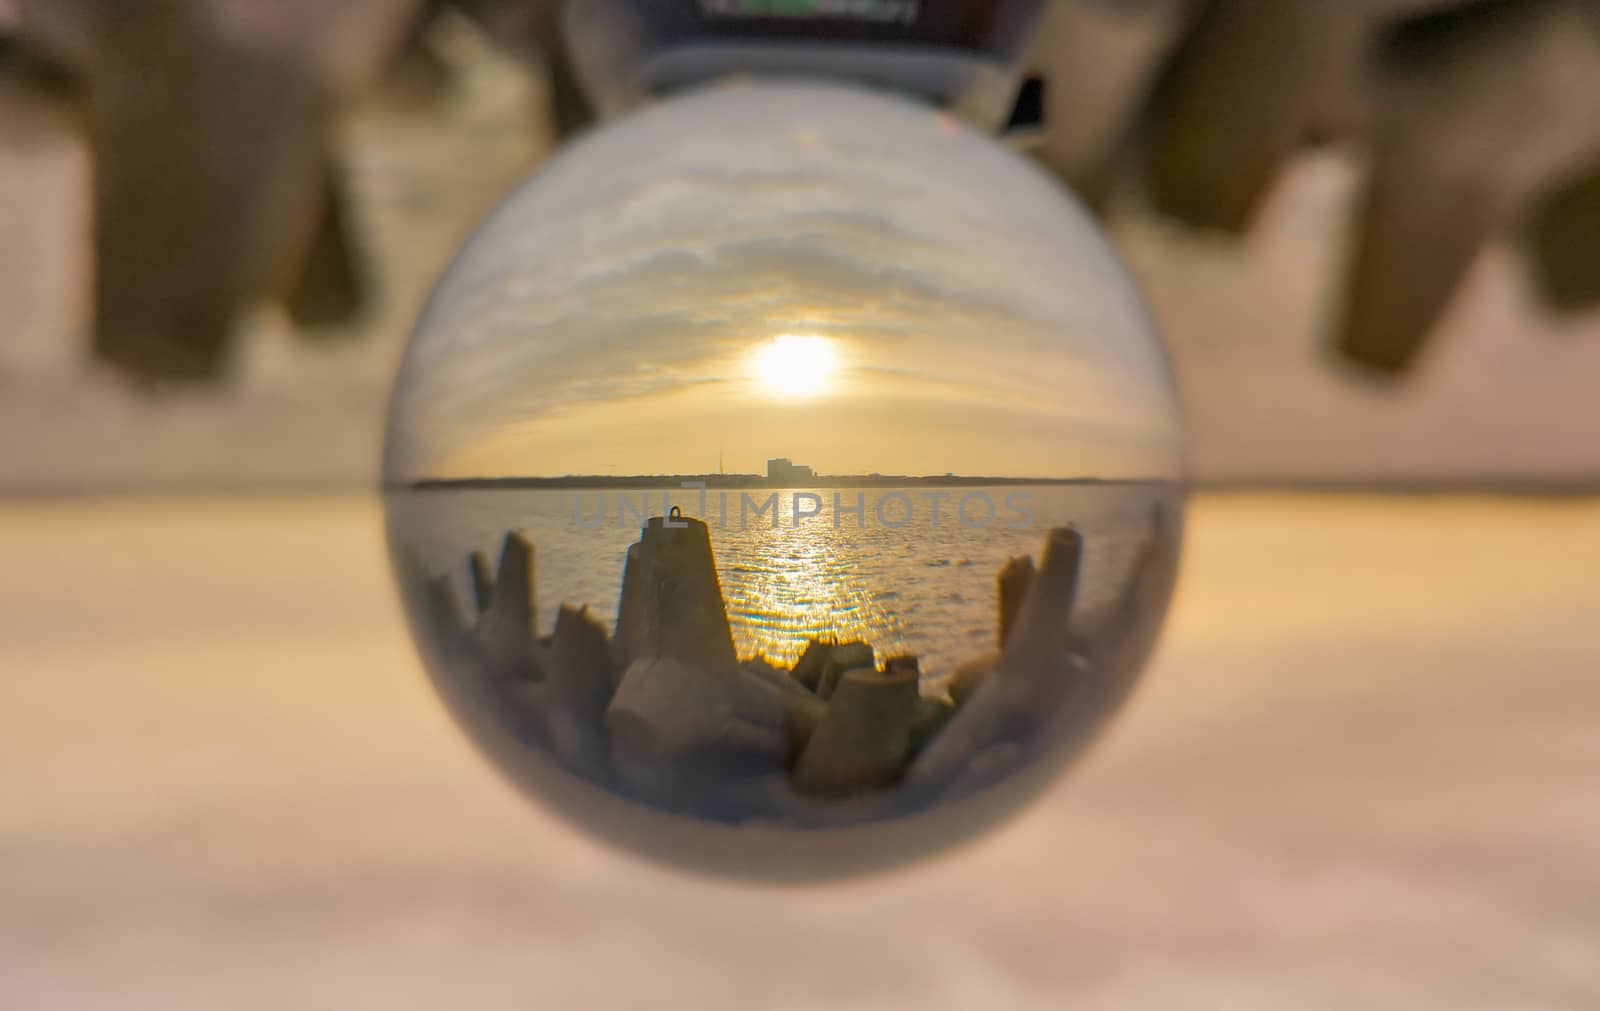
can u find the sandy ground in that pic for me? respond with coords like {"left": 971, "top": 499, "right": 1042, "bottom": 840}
{"left": 2, "top": 493, "right": 1597, "bottom": 1009}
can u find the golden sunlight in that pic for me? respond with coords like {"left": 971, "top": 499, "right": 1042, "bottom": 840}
{"left": 751, "top": 335, "right": 838, "bottom": 398}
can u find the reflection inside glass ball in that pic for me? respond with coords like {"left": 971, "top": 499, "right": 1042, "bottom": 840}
{"left": 383, "top": 81, "right": 1185, "bottom": 880}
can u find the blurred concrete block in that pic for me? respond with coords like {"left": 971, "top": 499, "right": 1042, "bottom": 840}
{"left": 1338, "top": 0, "right": 1600, "bottom": 373}
{"left": 0, "top": 70, "right": 89, "bottom": 378}
{"left": 424, "top": 572, "right": 468, "bottom": 652}
{"left": 1021, "top": 0, "right": 1200, "bottom": 204}
{"left": 468, "top": 550, "right": 495, "bottom": 614}
{"left": 476, "top": 530, "right": 540, "bottom": 678}
{"left": 283, "top": 165, "right": 368, "bottom": 331}
{"left": 84, "top": 19, "right": 334, "bottom": 378}
{"left": 12, "top": 0, "right": 420, "bottom": 380}
{"left": 1146, "top": 0, "right": 1474, "bottom": 232}
{"left": 454, "top": 0, "right": 591, "bottom": 137}
{"left": 1526, "top": 162, "right": 1600, "bottom": 314}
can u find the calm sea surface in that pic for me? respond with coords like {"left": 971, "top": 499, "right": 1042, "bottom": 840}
{"left": 386, "top": 484, "right": 1178, "bottom": 679}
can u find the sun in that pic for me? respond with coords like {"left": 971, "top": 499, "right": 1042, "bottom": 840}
{"left": 752, "top": 335, "right": 838, "bottom": 398}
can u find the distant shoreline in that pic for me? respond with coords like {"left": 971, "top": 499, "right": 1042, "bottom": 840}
{"left": 400, "top": 475, "right": 1178, "bottom": 492}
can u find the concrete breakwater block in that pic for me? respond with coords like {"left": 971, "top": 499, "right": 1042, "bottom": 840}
{"left": 396, "top": 545, "right": 471, "bottom": 658}
{"left": 903, "top": 672, "right": 1035, "bottom": 791}
{"left": 412, "top": 512, "right": 1107, "bottom": 809}
{"left": 791, "top": 640, "right": 878, "bottom": 699}
{"left": 506, "top": 681, "right": 609, "bottom": 777}
{"left": 475, "top": 531, "right": 542, "bottom": 680}
{"left": 905, "top": 527, "right": 1084, "bottom": 789}
{"left": 997, "top": 554, "right": 1036, "bottom": 649}
{"left": 948, "top": 652, "right": 997, "bottom": 706}
{"left": 941, "top": 740, "right": 1027, "bottom": 799}
{"left": 741, "top": 656, "right": 827, "bottom": 755}
{"left": 495, "top": 531, "right": 538, "bottom": 633}
{"left": 607, "top": 657, "right": 788, "bottom": 794}
{"left": 883, "top": 655, "right": 919, "bottom": 678}
{"left": 423, "top": 573, "right": 469, "bottom": 653}
{"left": 790, "top": 640, "right": 832, "bottom": 693}
{"left": 546, "top": 604, "right": 617, "bottom": 721}
{"left": 469, "top": 550, "right": 495, "bottom": 614}
{"left": 613, "top": 512, "right": 738, "bottom": 675}
{"left": 1086, "top": 500, "right": 1182, "bottom": 697}
{"left": 496, "top": 606, "right": 616, "bottom": 776}
{"left": 1002, "top": 526, "right": 1082, "bottom": 675}
{"left": 1126, "top": 500, "right": 1180, "bottom": 626}
{"left": 908, "top": 695, "right": 956, "bottom": 755}
{"left": 815, "top": 642, "right": 877, "bottom": 701}
{"left": 741, "top": 655, "right": 792, "bottom": 686}
{"left": 793, "top": 667, "right": 918, "bottom": 796}
{"left": 884, "top": 655, "right": 953, "bottom": 756}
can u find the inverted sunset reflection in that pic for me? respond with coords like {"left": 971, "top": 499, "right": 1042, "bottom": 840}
{"left": 382, "top": 82, "right": 1184, "bottom": 879}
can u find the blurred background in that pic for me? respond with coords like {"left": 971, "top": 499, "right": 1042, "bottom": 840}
{"left": 2, "top": 0, "right": 1599, "bottom": 490}
{"left": 3, "top": 2, "right": 1599, "bottom": 1008}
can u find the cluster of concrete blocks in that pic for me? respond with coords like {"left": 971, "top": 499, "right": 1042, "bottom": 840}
{"left": 403, "top": 502, "right": 1175, "bottom": 812}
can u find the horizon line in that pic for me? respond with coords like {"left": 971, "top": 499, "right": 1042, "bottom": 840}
{"left": 399, "top": 473, "right": 1180, "bottom": 491}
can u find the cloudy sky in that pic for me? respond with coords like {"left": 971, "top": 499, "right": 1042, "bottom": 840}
{"left": 385, "top": 82, "right": 1182, "bottom": 482}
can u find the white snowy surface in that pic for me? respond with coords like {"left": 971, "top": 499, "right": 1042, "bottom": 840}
{"left": 3, "top": 493, "right": 1597, "bottom": 1009}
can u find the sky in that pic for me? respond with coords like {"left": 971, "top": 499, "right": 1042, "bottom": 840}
{"left": 385, "top": 81, "right": 1183, "bottom": 482}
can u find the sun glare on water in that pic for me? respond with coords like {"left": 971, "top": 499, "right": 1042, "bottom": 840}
{"left": 752, "top": 335, "right": 838, "bottom": 398}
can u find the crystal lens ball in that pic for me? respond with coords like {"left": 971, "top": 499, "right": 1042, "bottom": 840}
{"left": 384, "top": 81, "right": 1185, "bottom": 880}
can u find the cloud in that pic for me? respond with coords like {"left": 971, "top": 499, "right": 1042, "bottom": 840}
{"left": 387, "top": 83, "right": 1181, "bottom": 481}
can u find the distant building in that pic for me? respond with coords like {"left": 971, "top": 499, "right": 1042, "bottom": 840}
{"left": 766, "top": 457, "right": 815, "bottom": 483}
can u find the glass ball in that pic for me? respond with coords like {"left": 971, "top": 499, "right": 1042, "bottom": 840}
{"left": 383, "top": 81, "right": 1184, "bottom": 881}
